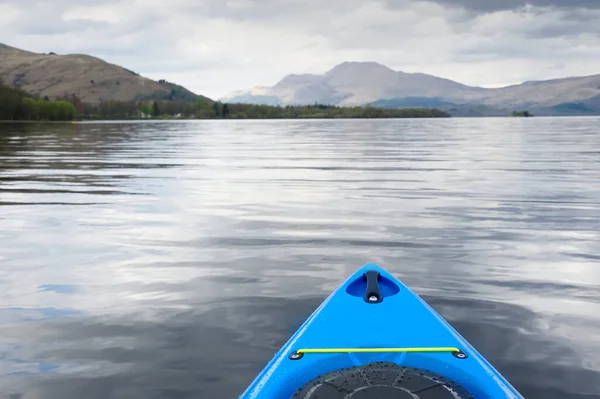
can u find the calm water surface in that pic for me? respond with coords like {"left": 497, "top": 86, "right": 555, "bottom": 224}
{"left": 1, "top": 118, "right": 600, "bottom": 398}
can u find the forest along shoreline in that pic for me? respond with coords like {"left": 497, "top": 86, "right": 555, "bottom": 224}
{"left": 0, "top": 80, "right": 450, "bottom": 121}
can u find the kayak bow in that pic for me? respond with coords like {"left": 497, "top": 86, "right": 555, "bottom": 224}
{"left": 240, "top": 263, "right": 523, "bottom": 399}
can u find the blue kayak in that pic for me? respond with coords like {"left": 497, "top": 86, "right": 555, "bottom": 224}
{"left": 240, "top": 263, "right": 524, "bottom": 399}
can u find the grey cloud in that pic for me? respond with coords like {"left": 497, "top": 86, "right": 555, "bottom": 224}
{"left": 132, "top": 59, "right": 241, "bottom": 74}
{"left": 454, "top": 23, "right": 600, "bottom": 64}
{"left": 11, "top": 16, "right": 110, "bottom": 35}
{"left": 160, "top": 0, "right": 373, "bottom": 34}
{"left": 6, "top": 2, "right": 185, "bottom": 59}
{"left": 560, "top": 8, "right": 600, "bottom": 22}
{"left": 177, "top": 0, "right": 600, "bottom": 48}
{"left": 199, "top": 0, "right": 363, "bottom": 21}
{"left": 6, "top": 1, "right": 116, "bottom": 35}
{"left": 2, "top": 0, "right": 600, "bottom": 99}
{"left": 524, "top": 22, "right": 600, "bottom": 39}
{"left": 0, "top": 0, "right": 120, "bottom": 5}
{"left": 412, "top": 0, "right": 600, "bottom": 13}
{"left": 23, "top": 3, "right": 164, "bottom": 32}
{"left": 202, "top": 0, "right": 317, "bottom": 20}
{"left": 456, "top": 39, "right": 568, "bottom": 61}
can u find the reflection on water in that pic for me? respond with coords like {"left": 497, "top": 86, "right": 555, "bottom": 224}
{"left": 1, "top": 119, "right": 600, "bottom": 398}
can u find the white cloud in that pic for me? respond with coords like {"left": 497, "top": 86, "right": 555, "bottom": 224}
{"left": 0, "top": 3, "right": 20, "bottom": 25}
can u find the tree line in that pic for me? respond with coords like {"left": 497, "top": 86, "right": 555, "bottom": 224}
{"left": 218, "top": 103, "right": 450, "bottom": 119}
{"left": 0, "top": 80, "right": 78, "bottom": 121}
{"left": 80, "top": 100, "right": 450, "bottom": 119}
{"left": 1, "top": 81, "right": 451, "bottom": 121}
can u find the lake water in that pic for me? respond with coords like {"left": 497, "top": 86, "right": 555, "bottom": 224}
{"left": 1, "top": 118, "right": 600, "bottom": 399}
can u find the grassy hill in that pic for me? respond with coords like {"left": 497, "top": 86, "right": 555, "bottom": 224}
{"left": 0, "top": 43, "right": 211, "bottom": 104}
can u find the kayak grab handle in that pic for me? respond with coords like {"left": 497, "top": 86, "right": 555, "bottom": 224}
{"left": 296, "top": 347, "right": 461, "bottom": 354}
{"left": 363, "top": 271, "right": 382, "bottom": 303}
{"left": 346, "top": 270, "right": 400, "bottom": 301}
{"left": 289, "top": 347, "right": 468, "bottom": 360}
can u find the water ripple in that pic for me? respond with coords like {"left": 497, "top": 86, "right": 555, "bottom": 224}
{"left": 1, "top": 118, "right": 600, "bottom": 399}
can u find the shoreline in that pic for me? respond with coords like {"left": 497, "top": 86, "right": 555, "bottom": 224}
{"left": 0, "top": 116, "right": 453, "bottom": 123}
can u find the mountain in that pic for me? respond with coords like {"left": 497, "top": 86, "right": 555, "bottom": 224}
{"left": 221, "top": 61, "right": 600, "bottom": 115}
{"left": 225, "top": 86, "right": 283, "bottom": 106}
{"left": 222, "top": 62, "right": 482, "bottom": 106}
{"left": 0, "top": 43, "right": 211, "bottom": 104}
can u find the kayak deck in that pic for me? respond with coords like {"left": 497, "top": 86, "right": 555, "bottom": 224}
{"left": 291, "top": 361, "right": 476, "bottom": 398}
{"left": 240, "top": 263, "right": 523, "bottom": 398}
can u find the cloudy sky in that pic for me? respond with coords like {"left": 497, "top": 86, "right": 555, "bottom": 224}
{"left": 1, "top": 0, "right": 600, "bottom": 99}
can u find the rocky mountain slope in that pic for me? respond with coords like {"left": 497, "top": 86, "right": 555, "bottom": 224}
{"left": 0, "top": 43, "right": 210, "bottom": 104}
{"left": 222, "top": 61, "right": 600, "bottom": 114}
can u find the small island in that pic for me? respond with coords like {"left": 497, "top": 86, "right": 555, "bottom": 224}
{"left": 511, "top": 110, "right": 533, "bottom": 117}
{"left": 0, "top": 81, "right": 450, "bottom": 121}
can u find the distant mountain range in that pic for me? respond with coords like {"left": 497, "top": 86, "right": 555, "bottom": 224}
{"left": 3, "top": 42, "right": 600, "bottom": 116}
{"left": 221, "top": 62, "right": 600, "bottom": 116}
{"left": 0, "top": 43, "right": 211, "bottom": 104}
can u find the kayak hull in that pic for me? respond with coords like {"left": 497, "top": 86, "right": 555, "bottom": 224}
{"left": 239, "top": 263, "right": 523, "bottom": 398}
